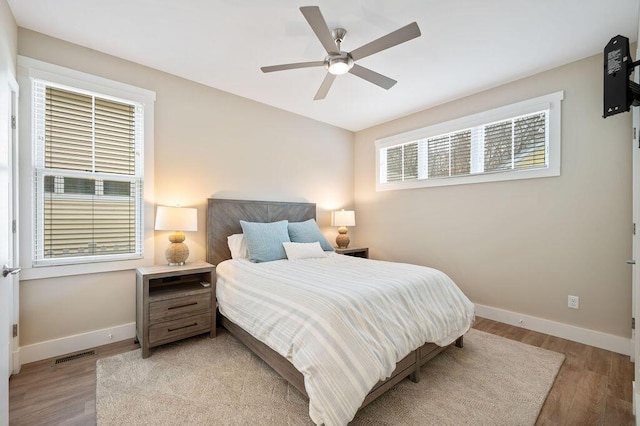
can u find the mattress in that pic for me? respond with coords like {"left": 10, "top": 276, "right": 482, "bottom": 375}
{"left": 216, "top": 253, "right": 475, "bottom": 426}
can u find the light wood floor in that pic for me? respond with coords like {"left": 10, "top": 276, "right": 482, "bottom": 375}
{"left": 473, "top": 318, "right": 634, "bottom": 425}
{"left": 8, "top": 318, "right": 635, "bottom": 425}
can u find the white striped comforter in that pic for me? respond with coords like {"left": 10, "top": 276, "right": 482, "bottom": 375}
{"left": 216, "top": 253, "right": 475, "bottom": 426}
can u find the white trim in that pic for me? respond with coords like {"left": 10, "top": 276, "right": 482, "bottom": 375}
{"left": 12, "top": 347, "right": 20, "bottom": 375}
{"left": 9, "top": 74, "right": 20, "bottom": 376}
{"left": 17, "top": 56, "right": 156, "bottom": 280}
{"left": 19, "top": 322, "right": 136, "bottom": 365}
{"left": 17, "top": 56, "right": 156, "bottom": 104}
{"left": 376, "top": 91, "right": 563, "bottom": 191}
{"left": 475, "top": 303, "right": 631, "bottom": 356}
{"left": 19, "top": 259, "right": 150, "bottom": 280}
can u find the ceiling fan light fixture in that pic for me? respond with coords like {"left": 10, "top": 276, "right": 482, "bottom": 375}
{"left": 261, "top": 6, "right": 421, "bottom": 99}
{"left": 327, "top": 55, "right": 353, "bottom": 75}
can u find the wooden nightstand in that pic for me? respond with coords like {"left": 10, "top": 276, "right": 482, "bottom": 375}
{"left": 136, "top": 261, "right": 216, "bottom": 358}
{"left": 335, "top": 247, "right": 369, "bottom": 258}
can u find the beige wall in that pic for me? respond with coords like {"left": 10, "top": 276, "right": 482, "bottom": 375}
{"left": 17, "top": 29, "right": 354, "bottom": 347}
{"left": 354, "top": 53, "right": 632, "bottom": 338}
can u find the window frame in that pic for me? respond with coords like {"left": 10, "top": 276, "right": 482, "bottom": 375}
{"left": 18, "top": 56, "right": 156, "bottom": 280}
{"left": 375, "top": 91, "right": 563, "bottom": 191}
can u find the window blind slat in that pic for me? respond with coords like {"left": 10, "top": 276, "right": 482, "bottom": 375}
{"left": 484, "top": 121, "right": 513, "bottom": 172}
{"left": 428, "top": 135, "right": 450, "bottom": 178}
{"left": 513, "top": 112, "right": 546, "bottom": 170}
{"left": 403, "top": 142, "right": 418, "bottom": 181}
{"left": 451, "top": 131, "right": 471, "bottom": 176}
{"left": 386, "top": 146, "right": 403, "bottom": 182}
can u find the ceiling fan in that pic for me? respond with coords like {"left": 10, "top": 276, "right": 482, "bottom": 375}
{"left": 260, "top": 6, "right": 421, "bottom": 100}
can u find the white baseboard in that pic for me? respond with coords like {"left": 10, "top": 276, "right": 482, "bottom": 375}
{"left": 19, "top": 322, "right": 136, "bottom": 365}
{"left": 475, "top": 304, "right": 631, "bottom": 356}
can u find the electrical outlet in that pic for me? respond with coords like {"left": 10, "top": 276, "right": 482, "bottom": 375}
{"left": 568, "top": 295, "right": 579, "bottom": 309}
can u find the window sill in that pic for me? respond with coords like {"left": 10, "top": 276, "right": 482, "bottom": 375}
{"left": 19, "top": 257, "right": 154, "bottom": 281}
{"left": 377, "top": 165, "right": 560, "bottom": 191}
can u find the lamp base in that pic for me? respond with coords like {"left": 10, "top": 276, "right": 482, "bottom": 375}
{"left": 165, "top": 231, "right": 189, "bottom": 265}
{"left": 336, "top": 226, "right": 350, "bottom": 249}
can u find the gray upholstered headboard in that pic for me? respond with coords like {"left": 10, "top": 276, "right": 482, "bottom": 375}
{"left": 206, "top": 198, "right": 316, "bottom": 265}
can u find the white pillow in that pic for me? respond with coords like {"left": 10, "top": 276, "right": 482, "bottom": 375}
{"left": 227, "top": 233, "right": 248, "bottom": 259}
{"left": 282, "top": 241, "right": 327, "bottom": 260}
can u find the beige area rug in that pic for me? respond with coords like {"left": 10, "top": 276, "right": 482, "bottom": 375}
{"left": 96, "top": 329, "right": 564, "bottom": 425}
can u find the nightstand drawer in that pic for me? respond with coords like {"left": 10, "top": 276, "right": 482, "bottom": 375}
{"left": 148, "top": 313, "right": 212, "bottom": 345}
{"left": 149, "top": 293, "right": 211, "bottom": 322}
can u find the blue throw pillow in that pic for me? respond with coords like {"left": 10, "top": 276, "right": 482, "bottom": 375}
{"left": 288, "top": 219, "right": 334, "bottom": 252}
{"left": 240, "top": 220, "right": 291, "bottom": 262}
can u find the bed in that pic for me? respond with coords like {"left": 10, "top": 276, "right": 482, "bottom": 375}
{"left": 206, "top": 198, "right": 474, "bottom": 425}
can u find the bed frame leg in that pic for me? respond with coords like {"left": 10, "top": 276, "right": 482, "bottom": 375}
{"left": 455, "top": 336, "right": 464, "bottom": 348}
{"left": 410, "top": 367, "right": 422, "bottom": 383}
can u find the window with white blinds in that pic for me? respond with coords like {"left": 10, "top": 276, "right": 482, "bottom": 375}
{"left": 376, "top": 91, "right": 563, "bottom": 190}
{"left": 32, "top": 81, "right": 144, "bottom": 265}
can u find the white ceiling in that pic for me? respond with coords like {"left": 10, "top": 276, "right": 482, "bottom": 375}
{"left": 7, "top": 0, "right": 640, "bottom": 131}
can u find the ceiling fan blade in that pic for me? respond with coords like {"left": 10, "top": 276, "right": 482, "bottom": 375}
{"left": 300, "top": 6, "right": 338, "bottom": 54}
{"left": 314, "top": 73, "right": 336, "bottom": 100}
{"left": 349, "top": 64, "right": 396, "bottom": 90}
{"left": 261, "top": 61, "right": 325, "bottom": 73}
{"left": 349, "top": 22, "right": 421, "bottom": 61}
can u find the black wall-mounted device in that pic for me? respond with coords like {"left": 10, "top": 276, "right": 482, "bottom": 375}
{"left": 603, "top": 35, "right": 640, "bottom": 118}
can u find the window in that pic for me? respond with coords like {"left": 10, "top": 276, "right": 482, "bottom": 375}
{"left": 33, "top": 83, "right": 143, "bottom": 265}
{"left": 19, "top": 56, "right": 156, "bottom": 277}
{"left": 376, "top": 91, "right": 563, "bottom": 191}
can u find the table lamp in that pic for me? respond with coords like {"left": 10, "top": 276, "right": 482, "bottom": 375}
{"left": 331, "top": 210, "right": 355, "bottom": 248}
{"left": 155, "top": 206, "right": 197, "bottom": 265}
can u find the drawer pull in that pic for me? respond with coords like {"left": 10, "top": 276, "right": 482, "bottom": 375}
{"left": 168, "top": 302, "right": 198, "bottom": 310}
{"left": 168, "top": 322, "right": 198, "bottom": 332}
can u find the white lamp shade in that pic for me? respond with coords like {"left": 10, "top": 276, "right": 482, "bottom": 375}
{"left": 331, "top": 210, "right": 356, "bottom": 227}
{"left": 155, "top": 206, "right": 198, "bottom": 231}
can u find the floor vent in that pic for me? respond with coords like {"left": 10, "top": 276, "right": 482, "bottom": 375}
{"left": 54, "top": 350, "right": 96, "bottom": 365}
